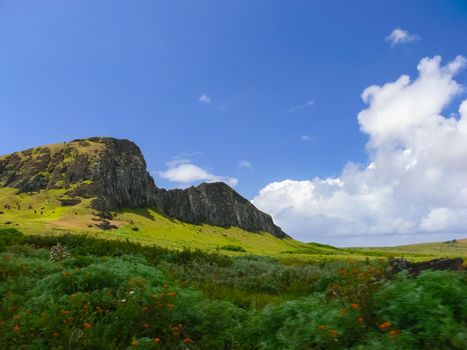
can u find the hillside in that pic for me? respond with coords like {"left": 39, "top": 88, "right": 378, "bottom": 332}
{"left": 348, "top": 238, "right": 467, "bottom": 259}
{"left": 0, "top": 137, "right": 286, "bottom": 238}
{"left": 0, "top": 138, "right": 339, "bottom": 257}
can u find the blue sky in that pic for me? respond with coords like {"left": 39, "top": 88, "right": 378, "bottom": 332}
{"left": 1, "top": 1, "right": 467, "bottom": 245}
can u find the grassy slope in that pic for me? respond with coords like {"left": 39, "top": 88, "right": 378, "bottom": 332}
{"left": 1, "top": 187, "right": 465, "bottom": 260}
{"left": 348, "top": 239, "right": 467, "bottom": 259}
{"left": 0, "top": 187, "right": 343, "bottom": 258}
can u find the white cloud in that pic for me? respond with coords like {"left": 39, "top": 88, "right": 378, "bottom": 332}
{"left": 287, "top": 99, "right": 314, "bottom": 113}
{"left": 159, "top": 160, "right": 238, "bottom": 187}
{"left": 253, "top": 55, "right": 467, "bottom": 246}
{"left": 198, "top": 94, "right": 212, "bottom": 104}
{"left": 301, "top": 135, "right": 313, "bottom": 141}
{"left": 238, "top": 160, "right": 252, "bottom": 169}
{"left": 386, "top": 28, "right": 419, "bottom": 46}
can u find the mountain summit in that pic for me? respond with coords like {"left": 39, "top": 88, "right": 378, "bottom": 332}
{"left": 0, "top": 137, "right": 287, "bottom": 238}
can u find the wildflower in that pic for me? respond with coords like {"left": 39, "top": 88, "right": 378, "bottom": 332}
{"left": 61, "top": 310, "right": 72, "bottom": 315}
{"left": 328, "top": 329, "right": 338, "bottom": 338}
{"left": 121, "top": 299, "right": 127, "bottom": 303}
{"left": 83, "top": 322, "right": 92, "bottom": 330}
{"left": 167, "top": 304, "right": 174, "bottom": 309}
{"left": 357, "top": 316, "right": 365, "bottom": 324}
{"left": 318, "top": 325, "right": 326, "bottom": 330}
{"left": 52, "top": 332, "right": 60, "bottom": 337}
{"left": 143, "top": 323, "right": 150, "bottom": 329}
{"left": 13, "top": 325, "right": 20, "bottom": 332}
{"left": 129, "top": 290, "right": 135, "bottom": 295}
{"left": 166, "top": 291, "right": 176, "bottom": 297}
{"left": 153, "top": 337, "right": 161, "bottom": 343}
{"left": 378, "top": 321, "right": 392, "bottom": 331}
{"left": 183, "top": 338, "right": 193, "bottom": 344}
{"left": 350, "top": 303, "right": 360, "bottom": 310}
{"left": 143, "top": 306, "right": 150, "bottom": 312}
{"left": 389, "top": 329, "right": 400, "bottom": 337}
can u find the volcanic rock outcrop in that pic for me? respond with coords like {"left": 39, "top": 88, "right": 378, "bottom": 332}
{"left": 0, "top": 137, "right": 288, "bottom": 238}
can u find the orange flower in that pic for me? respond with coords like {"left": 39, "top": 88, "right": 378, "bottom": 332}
{"left": 357, "top": 316, "right": 365, "bottom": 324}
{"left": 52, "top": 332, "right": 60, "bottom": 337}
{"left": 389, "top": 329, "right": 400, "bottom": 337}
{"left": 61, "top": 310, "right": 72, "bottom": 315}
{"left": 83, "top": 322, "right": 92, "bottom": 330}
{"left": 378, "top": 321, "right": 392, "bottom": 331}
{"left": 183, "top": 338, "right": 193, "bottom": 344}
{"left": 350, "top": 303, "right": 360, "bottom": 310}
{"left": 318, "top": 325, "right": 326, "bottom": 330}
{"left": 143, "top": 323, "right": 150, "bottom": 329}
{"left": 143, "top": 306, "right": 150, "bottom": 312}
{"left": 328, "top": 329, "right": 338, "bottom": 338}
{"left": 153, "top": 337, "right": 161, "bottom": 343}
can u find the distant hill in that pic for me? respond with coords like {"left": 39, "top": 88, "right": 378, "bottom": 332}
{"left": 347, "top": 238, "right": 467, "bottom": 260}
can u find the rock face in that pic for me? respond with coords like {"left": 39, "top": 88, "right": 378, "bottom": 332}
{"left": 155, "top": 182, "right": 288, "bottom": 238}
{"left": 0, "top": 137, "right": 288, "bottom": 238}
{"left": 0, "top": 137, "right": 156, "bottom": 210}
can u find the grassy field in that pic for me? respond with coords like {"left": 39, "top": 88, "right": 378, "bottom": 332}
{"left": 1, "top": 187, "right": 466, "bottom": 261}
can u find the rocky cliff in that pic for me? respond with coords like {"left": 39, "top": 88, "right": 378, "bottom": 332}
{"left": 155, "top": 182, "right": 287, "bottom": 238}
{"left": 0, "top": 137, "right": 287, "bottom": 238}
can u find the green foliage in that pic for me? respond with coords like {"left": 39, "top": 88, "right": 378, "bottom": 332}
{"left": 221, "top": 244, "right": 247, "bottom": 252}
{"left": 0, "top": 227, "right": 24, "bottom": 251}
{"left": 0, "top": 233, "right": 465, "bottom": 349}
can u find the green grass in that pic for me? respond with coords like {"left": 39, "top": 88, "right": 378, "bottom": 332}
{"left": 0, "top": 188, "right": 342, "bottom": 259}
{"left": 1, "top": 187, "right": 466, "bottom": 261}
{"left": 347, "top": 239, "right": 467, "bottom": 260}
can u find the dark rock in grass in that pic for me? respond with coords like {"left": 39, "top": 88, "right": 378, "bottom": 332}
{"left": 59, "top": 198, "right": 82, "bottom": 206}
{"left": 96, "top": 211, "right": 113, "bottom": 220}
{"left": 390, "top": 257, "right": 465, "bottom": 275}
{"left": 95, "top": 220, "right": 118, "bottom": 231}
{"left": 131, "top": 227, "right": 139, "bottom": 232}
{"left": 3, "top": 221, "right": 12, "bottom": 225}
{"left": 0, "top": 211, "right": 3, "bottom": 214}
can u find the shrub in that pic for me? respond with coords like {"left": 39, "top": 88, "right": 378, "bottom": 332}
{"left": 221, "top": 245, "right": 247, "bottom": 252}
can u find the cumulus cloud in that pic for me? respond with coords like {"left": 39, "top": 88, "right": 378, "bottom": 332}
{"left": 252, "top": 56, "right": 467, "bottom": 246}
{"left": 159, "top": 159, "right": 238, "bottom": 187}
{"left": 287, "top": 99, "right": 314, "bottom": 113}
{"left": 386, "top": 28, "right": 419, "bottom": 46}
{"left": 198, "top": 94, "right": 211, "bottom": 104}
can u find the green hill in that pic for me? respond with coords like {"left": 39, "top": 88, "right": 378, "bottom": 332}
{"left": 0, "top": 187, "right": 343, "bottom": 258}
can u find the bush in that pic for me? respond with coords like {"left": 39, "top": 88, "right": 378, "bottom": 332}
{"left": 221, "top": 245, "right": 247, "bottom": 252}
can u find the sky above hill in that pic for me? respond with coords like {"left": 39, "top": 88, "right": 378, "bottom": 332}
{"left": 1, "top": 1, "right": 467, "bottom": 246}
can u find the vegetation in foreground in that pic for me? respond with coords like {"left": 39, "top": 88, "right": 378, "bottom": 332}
{"left": 1, "top": 228, "right": 466, "bottom": 349}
